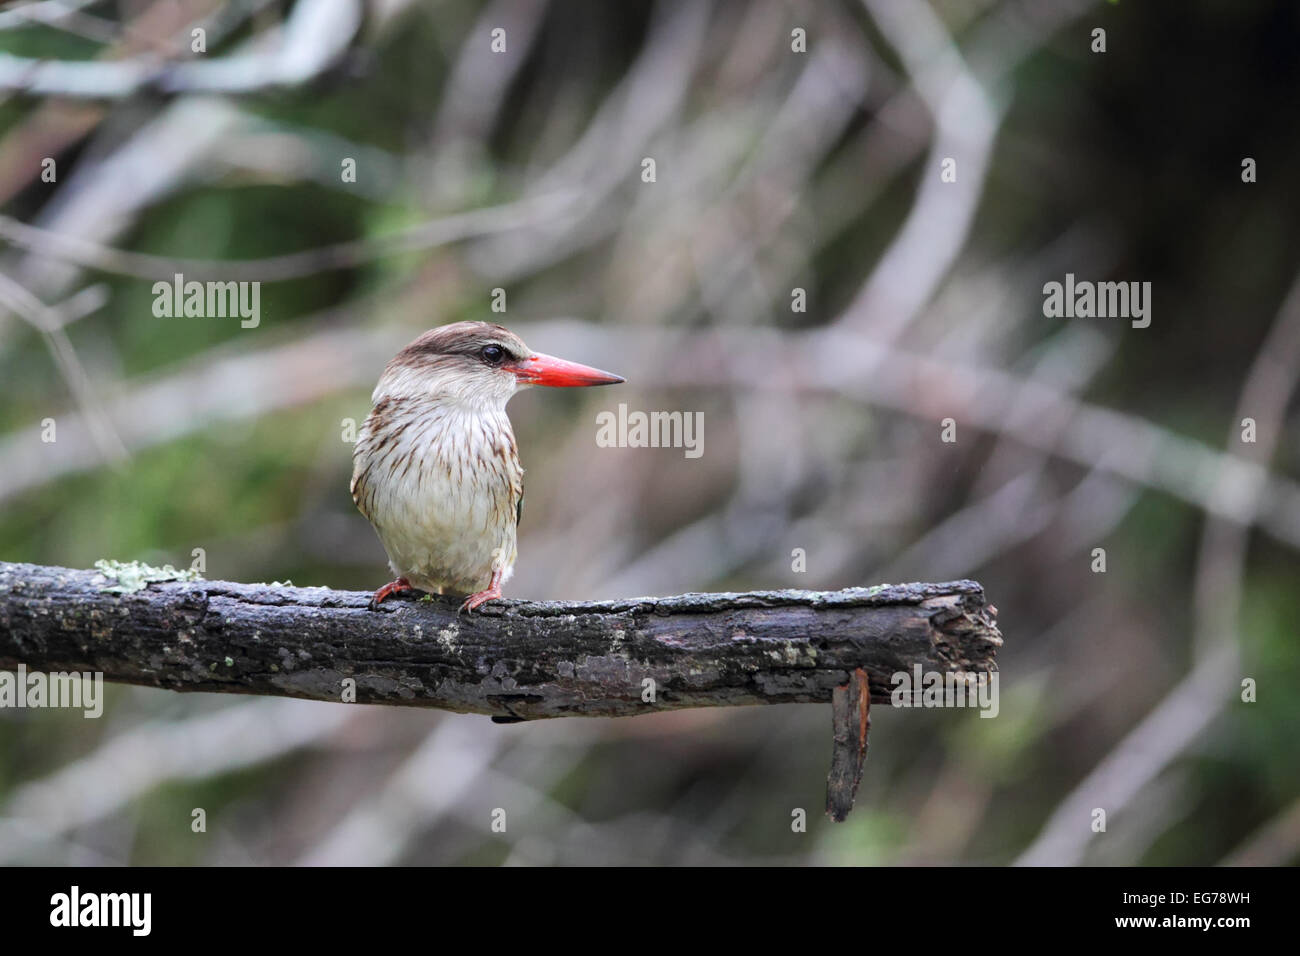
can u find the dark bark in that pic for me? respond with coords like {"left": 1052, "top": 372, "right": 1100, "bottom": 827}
{"left": 827, "top": 668, "right": 871, "bottom": 822}
{"left": 0, "top": 561, "right": 1001, "bottom": 719}
{"left": 1, "top": 561, "right": 1002, "bottom": 819}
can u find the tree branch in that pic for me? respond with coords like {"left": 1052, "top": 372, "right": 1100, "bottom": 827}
{"left": 0, "top": 560, "right": 1000, "bottom": 713}
{"left": 1, "top": 561, "right": 1002, "bottom": 819}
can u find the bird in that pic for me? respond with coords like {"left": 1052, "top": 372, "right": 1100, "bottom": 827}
{"left": 351, "top": 321, "right": 624, "bottom": 612}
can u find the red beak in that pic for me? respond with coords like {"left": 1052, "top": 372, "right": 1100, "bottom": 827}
{"left": 513, "top": 351, "right": 625, "bottom": 387}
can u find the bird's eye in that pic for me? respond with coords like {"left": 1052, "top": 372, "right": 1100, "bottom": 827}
{"left": 480, "top": 344, "right": 506, "bottom": 364}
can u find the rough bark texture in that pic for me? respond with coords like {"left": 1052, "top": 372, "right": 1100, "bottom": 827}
{"left": 826, "top": 668, "right": 871, "bottom": 822}
{"left": 0, "top": 562, "right": 1002, "bottom": 721}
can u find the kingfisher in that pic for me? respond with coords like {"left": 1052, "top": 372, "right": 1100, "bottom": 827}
{"left": 351, "top": 322, "right": 624, "bottom": 611}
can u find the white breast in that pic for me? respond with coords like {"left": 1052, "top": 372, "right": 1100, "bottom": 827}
{"left": 352, "top": 399, "right": 522, "bottom": 595}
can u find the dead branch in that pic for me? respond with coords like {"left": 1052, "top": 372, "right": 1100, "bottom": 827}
{"left": 0, "top": 561, "right": 1001, "bottom": 819}
{"left": 0, "top": 561, "right": 1001, "bottom": 716}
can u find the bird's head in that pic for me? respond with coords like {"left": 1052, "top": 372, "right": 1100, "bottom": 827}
{"left": 377, "top": 321, "right": 625, "bottom": 410}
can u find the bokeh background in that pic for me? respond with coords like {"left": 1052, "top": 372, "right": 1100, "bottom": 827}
{"left": 2, "top": 0, "right": 1299, "bottom": 865}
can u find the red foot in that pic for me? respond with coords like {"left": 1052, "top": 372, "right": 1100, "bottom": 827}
{"left": 372, "top": 577, "right": 412, "bottom": 605}
{"left": 460, "top": 569, "right": 503, "bottom": 613}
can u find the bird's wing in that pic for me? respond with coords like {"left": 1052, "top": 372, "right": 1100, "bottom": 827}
{"left": 516, "top": 488, "right": 524, "bottom": 528}
{"left": 350, "top": 441, "right": 375, "bottom": 523}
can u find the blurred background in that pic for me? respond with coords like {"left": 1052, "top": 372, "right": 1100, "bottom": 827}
{"left": 2, "top": 0, "right": 1299, "bottom": 865}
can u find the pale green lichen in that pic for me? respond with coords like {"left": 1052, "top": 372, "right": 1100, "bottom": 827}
{"left": 94, "top": 559, "right": 201, "bottom": 594}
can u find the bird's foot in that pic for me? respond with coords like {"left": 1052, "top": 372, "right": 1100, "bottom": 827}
{"left": 459, "top": 585, "right": 502, "bottom": 614}
{"left": 370, "top": 577, "right": 412, "bottom": 609}
{"left": 459, "top": 571, "right": 503, "bottom": 614}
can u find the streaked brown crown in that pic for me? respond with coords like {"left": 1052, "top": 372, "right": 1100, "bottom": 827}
{"left": 392, "top": 322, "right": 530, "bottom": 370}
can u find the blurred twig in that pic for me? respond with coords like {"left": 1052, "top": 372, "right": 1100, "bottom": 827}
{"left": 1221, "top": 797, "right": 1300, "bottom": 866}
{"left": 0, "top": 0, "right": 362, "bottom": 97}
{"left": 0, "top": 187, "right": 584, "bottom": 281}
{"left": 0, "top": 270, "right": 127, "bottom": 463}
{"left": 295, "top": 718, "right": 508, "bottom": 866}
{"left": 0, "top": 697, "right": 352, "bottom": 864}
{"left": 848, "top": 0, "right": 999, "bottom": 345}
{"left": 1017, "top": 267, "right": 1300, "bottom": 866}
